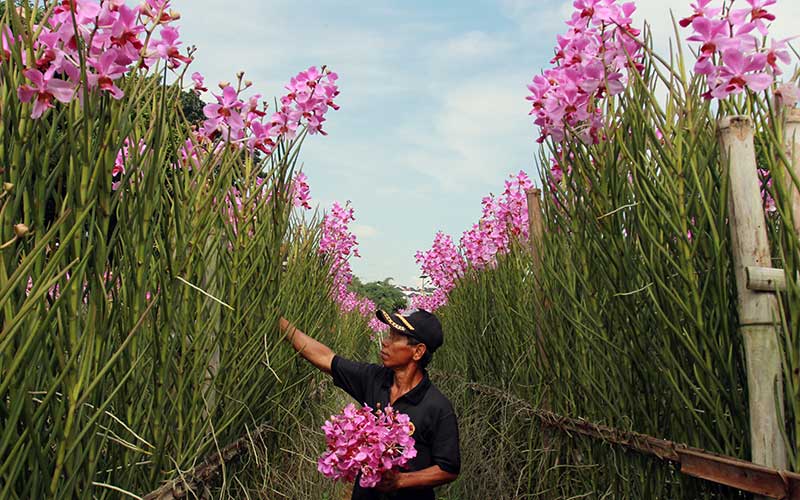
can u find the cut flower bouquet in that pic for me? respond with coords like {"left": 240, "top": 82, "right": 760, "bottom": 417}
{"left": 318, "top": 403, "right": 417, "bottom": 488}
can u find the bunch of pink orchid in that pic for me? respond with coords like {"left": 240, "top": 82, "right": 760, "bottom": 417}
{"left": 318, "top": 202, "right": 386, "bottom": 332}
{"left": 527, "top": 0, "right": 643, "bottom": 144}
{"left": 190, "top": 66, "right": 339, "bottom": 156}
{"left": 15, "top": 0, "right": 190, "bottom": 119}
{"left": 182, "top": 68, "right": 335, "bottom": 229}
{"left": 681, "top": 0, "right": 789, "bottom": 100}
{"left": 460, "top": 171, "right": 534, "bottom": 270}
{"left": 318, "top": 403, "right": 417, "bottom": 488}
{"left": 320, "top": 201, "right": 361, "bottom": 287}
{"left": 292, "top": 172, "right": 312, "bottom": 210}
{"left": 178, "top": 67, "right": 339, "bottom": 171}
{"left": 412, "top": 232, "right": 464, "bottom": 311}
{"left": 412, "top": 171, "right": 534, "bottom": 311}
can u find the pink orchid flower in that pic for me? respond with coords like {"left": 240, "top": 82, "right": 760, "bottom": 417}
{"left": 17, "top": 68, "right": 75, "bottom": 118}
{"left": 679, "top": 0, "right": 722, "bottom": 28}
{"left": 711, "top": 49, "right": 771, "bottom": 99}
{"left": 191, "top": 72, "right": 207, "bottom": 93}
{"left": 152, "top": 26, "right": 192, "bottom": 69}
{"left": 87, "top": 51, "right": 127, "bottom": 99}
{"left": 730, "top": 0, "right": 777, "bottom": 37}
{"left": 687, "top": 17, "right": 736, "bottom": 61}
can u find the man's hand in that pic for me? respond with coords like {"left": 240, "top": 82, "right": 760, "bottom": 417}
{"left": 374, "top": 465, "right": 458, "bottom": 491}
{"left": 375, "top": 470, "right": 401, "bottom": 492}
{"left": 280, "top": 316, "right": 335, "bottom": 374}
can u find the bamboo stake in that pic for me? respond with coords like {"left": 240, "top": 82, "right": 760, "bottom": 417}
{"left": 718, "top": 116, "right": 787, "bottom": 470}
{"left": 746, "top": 266, "right": 788, "bottom": 292}
{"left": 525, "top": 187, "right": 552, "bottom": 456}
{"left": 526, "top": 188, "right": 544, "bottom": 267}
{"left": 784, "top": 109, "right": 800, "bottom": 235}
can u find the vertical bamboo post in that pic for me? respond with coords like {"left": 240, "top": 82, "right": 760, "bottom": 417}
{"left": 719, "top": 116, "right": 787, "bottom": 470}
{"left": 782, "top": 108, "right": 800, "bottom": 469}
{"left": 526, "top": 187, "right": 553, "bottom": 455}
{"left": 784, "top": 109, "right": 800, "bottom": 235}
{"left": 526, "top": 188, "right": 544, "bottom": 267}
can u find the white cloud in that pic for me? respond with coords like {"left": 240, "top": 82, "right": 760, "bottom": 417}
{"left": 394, "top": 70, "right": 539, "bottom": 191}
{"left": 352, "top": 224, "right": 379, "bottom": 239}
{"left": 435, "top": 31, "right": 513, "bottom": 62}
{"left": 497, "top": 0, "right": 572, "bottom": 41}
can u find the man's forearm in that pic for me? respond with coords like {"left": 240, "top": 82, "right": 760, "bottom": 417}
{"left": 279, "top": 317, "right": 335, "bottom": 373}
{"left": 396, "top": 465, "right": 458, "bottom": 489}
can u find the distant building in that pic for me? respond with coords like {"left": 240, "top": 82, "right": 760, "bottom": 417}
{"left": 397, "top": 285, "right": 436, "bottom": 304}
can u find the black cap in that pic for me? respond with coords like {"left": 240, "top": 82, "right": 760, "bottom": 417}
{"left": 376, "top": 308, "right": 444, "bottom": 353}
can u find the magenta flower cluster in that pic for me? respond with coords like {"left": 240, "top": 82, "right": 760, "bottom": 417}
{"left": 527, "top": 0, "right": 643, "bottom": 144}
{"left": 318, "top": 202, "right": 386, "bottom": 332}
{"left": 15, "top": 0, "right": 191, "bottom": 119}
{"left": 318, "top": 403, "right": 417, "bottom": 488}
{"left": 681, "top": 0, "right": 789, "bottom": 100}
{"left": 412, "top": 171, "right": 534, "bottom": 311}
{"left": 188, "top": 66, "right": 339, "bottom": 159}
{"left": 180, "top": 69, "right": 336, "bottom": 223}
{"left": 412, "top": 232, "right": 464, "bottom": 312}
{"left": 292, "top": 172, "right": 312, "bottom": 210}
{"left": 461, "top": 170, "right": 534, "bottom": 269}
{"left": 173, "top": 66, "right": 340, "bottom": 177}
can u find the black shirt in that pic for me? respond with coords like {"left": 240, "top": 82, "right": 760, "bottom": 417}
{"left": 330, "top": 355, "right": 460, "bottom": 500}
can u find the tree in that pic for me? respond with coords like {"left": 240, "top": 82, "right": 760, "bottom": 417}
{"left": 181, "top": 89, "right": 206, "bottom": 126}
{"left": 350, "top": 277, "right": 408, "bottom": 313}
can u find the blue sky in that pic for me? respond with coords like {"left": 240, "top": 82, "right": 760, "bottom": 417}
{"left": 176, "top": 0, "right": 800, "bottom": 286}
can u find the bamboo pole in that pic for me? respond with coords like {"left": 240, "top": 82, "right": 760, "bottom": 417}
{"left": 718, "top": 116, "right": 787, "bottom": 470}
{"left": 784, "top": 109, "right": 800, "bottom": 235}
{"left": 525, "top": 187, "right": 548, "bottom": 359}
{"left": 525, "top": 187, "right": 552, "bottom": 456}
{"left": 526, "top": 188, "right": 544, "bottom": 267}
{"left": 746, "top": 266, "right": 788, "bottom": 292}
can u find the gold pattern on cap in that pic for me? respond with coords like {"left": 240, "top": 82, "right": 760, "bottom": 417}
{"left": 397, "top": 315, "right": 415, "bottom": 331}
{"left": 381, "top": 310, "right": 406, "bottom": 332}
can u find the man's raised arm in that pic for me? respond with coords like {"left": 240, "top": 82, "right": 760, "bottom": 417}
{"left": 279, "top": 317, "right": 335, "bottom": 374}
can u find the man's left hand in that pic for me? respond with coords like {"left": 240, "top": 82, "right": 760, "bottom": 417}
{"left": 375, "top": 470, "right": 401, "bottom": 492}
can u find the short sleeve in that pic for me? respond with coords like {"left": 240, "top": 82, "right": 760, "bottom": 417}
{"left": 431, "top": 410, "right": 460, "bottom": 474}
{"left": 330, "top": 355, "right": 381, "bottom": 404}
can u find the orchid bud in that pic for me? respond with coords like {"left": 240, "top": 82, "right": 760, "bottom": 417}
{"left": 13, "top": 223, "right": 29, "bottom": 238}
{"left": 218, "top": 81, "right": 230, "bottom": 89}
{"left": 168, "top": 9, "right": 180, "bottom": 20}
{"left": 236, "top": 70, "right": 245, "bottom": 79}
{"left": 3, "top": 182, "right": 12, "bottom": 193}
{"left": 244, "top": 80, "right": 253, "bottom": 88}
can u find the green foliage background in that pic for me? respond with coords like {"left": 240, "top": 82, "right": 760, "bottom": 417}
{"left": 349, "top": 276, "right": 408, "bottom": 313}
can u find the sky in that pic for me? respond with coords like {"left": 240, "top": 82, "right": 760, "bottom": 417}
{"left": 176, "top": 0, "right": 800, "bottom": 287}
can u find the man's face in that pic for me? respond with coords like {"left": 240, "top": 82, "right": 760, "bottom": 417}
{"left": 379, "top": 328, "right": 426, "bottom": 368}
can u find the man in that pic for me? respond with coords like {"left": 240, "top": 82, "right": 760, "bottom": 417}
{"left": 279, "top": 308, "right": 460, "bottom": 499}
